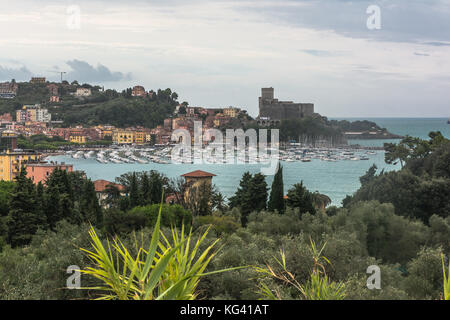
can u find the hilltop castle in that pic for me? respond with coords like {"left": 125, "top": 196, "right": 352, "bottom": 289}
{"left": 257, "top": 87, "right": 315, "bottom": 126}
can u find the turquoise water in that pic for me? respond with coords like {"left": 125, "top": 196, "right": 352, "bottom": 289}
{"left": 48, "top": 118, "right": 449, "bottom": 206}
{"left": 333, "top": 117, "right": 450, "bottom": 147}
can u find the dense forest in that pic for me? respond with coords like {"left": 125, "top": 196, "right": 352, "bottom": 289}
{"left": 0, "top": 131, "right": 448, "bottom": 300}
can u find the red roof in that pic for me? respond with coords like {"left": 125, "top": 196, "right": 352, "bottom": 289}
{"left": 181, "top": 170, "right": 216, "bottom": 178}
{"left": 93, "top": 179, "right": 125, "bottom": 192}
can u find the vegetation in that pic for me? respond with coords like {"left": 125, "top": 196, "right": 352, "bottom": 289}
{"left": 80, "top": 205, "right": 240, "bottom": 300}
{"left": 0, "top": 81, "right": 179, "bottom": 129}
{"left": 0, "top": 131, "right": 448, "bottom": 300}
{"left": 345, "top": 132, "right": 450, "bottom": 223}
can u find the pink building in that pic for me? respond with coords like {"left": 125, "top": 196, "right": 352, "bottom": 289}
{"left": 26, "top": 162, "right": 73, "bottom": 184}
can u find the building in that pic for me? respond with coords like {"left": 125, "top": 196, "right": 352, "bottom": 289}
{"left": 16, "top": 105, "right": 52, "bottom": 123}
{"left": 69, "top": 134, "right": 86, "bottom": 144}
{"left": 113, "top": 130, "right": 135, "bottom": 144}
{"left": 75, "top": 88, "right": 92, "bottom": 97}
{"left": 49, "top": 95, "right": 60, "bottom": 103}
{"left": 181, "top": 170, "right": 216, "bottom": 201}
{"left": 223, "top": 106, "right": 239, "bottom": 118}
{"left": 93, "top": 179, "right": 126, "bottom": 208}
{"left": 26, "top": 162, "right": 73, "bottom": 184}
{"left": 0, "top": 135, "right": 41, "bottom": 181}
{"left": 47, "top": 83, "right": 59, "bottom": 96}
{"left": 0, "top": 81, "right": 18, "bottom": 99}
{"left": 30, "top": 77, "right": 46, "bottom": 84}
{"left": 132, "top": 86, "right": 146, "bottom": 97}
{"left": 258, "top": 87, "right": 314, "bottom": 125}
{"left": 0, "top": 113, "right": 12, "bottom": 123}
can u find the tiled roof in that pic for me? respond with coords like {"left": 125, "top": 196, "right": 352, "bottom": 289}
{"left": 181, "top": 170, "right": 216, "bottom": 178}
{"left": 93, "top": 179, "right": 125, "bottom": 192}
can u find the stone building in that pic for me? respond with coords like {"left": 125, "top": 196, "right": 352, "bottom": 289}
{"left": 257, "top": 87, "right": 314, "bottom": 126}
{"left": 132, "top": 85, "right": 146, "bottom": 97}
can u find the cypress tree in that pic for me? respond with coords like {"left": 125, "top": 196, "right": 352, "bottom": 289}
{"left": 129, "top": 173, "right": 140, "bottom": 209}
{"left": 249, "top": 173, "right": 268, "bottom": 213}
{"left": 81, "top": 180, "right": 103, "bottom": 227}
{"left": 268, "top": 164, "right": 285, "bottom": 214}
{"left": 140, "top": 172, "right": 151, "bottom": 205}
{"left": 7, "top": 169, "right": 42, "bottom": 247}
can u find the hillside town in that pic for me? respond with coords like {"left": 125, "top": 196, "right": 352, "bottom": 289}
{"left": 0, "top": 78, "right": 250, "bottom": 146}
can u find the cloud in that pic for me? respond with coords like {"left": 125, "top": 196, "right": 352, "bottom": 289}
{"left": 424, "top": 41, "right": 450, "bottom": 47}
{"left": 65, "top": 59, "right": 131, "bottom": 83}
{"left": 300, "top": 49, "right": 342, "bottom": 57}
{"left": 238, "top": 0, "right": 450, "bottom": 45}
{"left": 0, "top": 65, "right": 33, "bottom": 81}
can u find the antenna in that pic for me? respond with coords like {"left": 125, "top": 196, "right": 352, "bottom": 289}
{"left": 47, "top": 70, "right": 67, "bottom": 83}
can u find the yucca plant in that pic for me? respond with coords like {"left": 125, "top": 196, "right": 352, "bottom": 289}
{"left": 79, "top": 203, "right": 242, "bottom": 300}
{"left": 255, "top": 239, "right": 346, "bottom": 300}
{"left": 442, "top": 253, "right": 450, "bottom": 300}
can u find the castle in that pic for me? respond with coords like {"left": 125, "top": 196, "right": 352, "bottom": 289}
{"left": 257, "top": 87, "right": 314, "bottom": 126}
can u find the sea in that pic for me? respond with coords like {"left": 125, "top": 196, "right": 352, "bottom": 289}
{"left": 48, "top": 118, "right": 450, "bottom": 206}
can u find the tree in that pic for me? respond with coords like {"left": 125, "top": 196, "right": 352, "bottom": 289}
{"left": 186, "top": 181, "right": 214, "bottom": 217}
{"left": 128, "top": 173, "right": 140, "bottom": 209}
{"left": 229, "top": 172, "right": 267, "bottom": 226}
{"left": 229, "top": 172, "right": 252, "bottom": 210}
{"left": 268, "top": 164, "right": 285, "bottom": 213}
{"left": 286, "top": 182, "right": 316, "bottom": 216}
{"left": 80, "top": 180, "right": 103, "bottom": 228}
{"left": 360, "top": 164, "right": 378, "bottom": 186}
{"left": 311, "top": 192, "right": 331, "bottom": 211}
{"left": 7, "top": 169, "right": 43, "bottom": 247}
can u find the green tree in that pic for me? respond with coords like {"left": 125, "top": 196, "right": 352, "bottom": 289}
{"left": 268, "top": 165, "right": 285, "bottom": 214}
{"left": 286, "top": 182, "right": 316, "bottom": 216}
{"left": 80, "top": 180, "right": 103, "bottom": 227}
{"left": 7, "top": 170, "right": 43, "bottom": 247}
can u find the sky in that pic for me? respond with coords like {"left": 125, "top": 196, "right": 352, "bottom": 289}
{"left": 0, "top": 0, "right": 449, "bottom": 117}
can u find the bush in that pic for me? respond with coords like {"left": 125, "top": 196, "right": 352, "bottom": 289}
{"left": 194, "top": 215, "right": 240, "bottom": 236}
{"left": 128, "top": 204, "right": 192, "bottom": 229}
{"left": 103, "top": 208, "right": 147, "bottom": 235}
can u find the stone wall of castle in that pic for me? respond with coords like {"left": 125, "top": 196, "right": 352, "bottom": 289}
{"left": 258, "top": 88, "right": 314, "bottom": 121}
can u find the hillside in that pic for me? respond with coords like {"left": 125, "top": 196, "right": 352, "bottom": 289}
{"left": 0, "top": 82, "right": 179, "bottom": 128}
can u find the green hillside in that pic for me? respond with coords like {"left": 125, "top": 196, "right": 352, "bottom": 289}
{"left": 0, "top": 82, "right": 179, "bottom": 128}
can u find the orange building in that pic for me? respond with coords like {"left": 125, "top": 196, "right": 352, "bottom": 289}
{"left": 26, "top": 162, "right": 73, "bottom": 184}
{"left": 181, "top": 170, "right": 216, "bottom": 202}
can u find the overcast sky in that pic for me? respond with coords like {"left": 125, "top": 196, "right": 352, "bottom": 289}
{"left": 0, "top": 0, "right": 449, "bottom": 117}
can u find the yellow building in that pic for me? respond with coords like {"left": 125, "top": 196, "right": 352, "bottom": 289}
{"left": 134, "top": 131, "right": 147, "bottom": 144}
{"left": 223, "top": 107, "right": 239, "bottom": 118}
{"left": 69, "top": 135, "right": 86, "bottom": 144}
{"left": 0, "top": 150, "right": 41, "bottom": 181}
{"left": 113, "top": 130, "right": 135, "bottom": 144}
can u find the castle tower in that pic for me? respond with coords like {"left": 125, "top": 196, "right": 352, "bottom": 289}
{"left": 261, "top": 87, "right": 274, "bottom": 100}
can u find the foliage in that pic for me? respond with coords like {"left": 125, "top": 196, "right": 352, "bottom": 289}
{"left": 128, "top": 204, "right": 192, "bottom": 229}
{"left": 443, "top": 254, "right": 450, "bottom": 300}
{"left": 79, "top": 204, "right": 240, "bottom": 300}
{"left": 255, "top": 240, "right": 346, "bottom": 300}
{"left": 403, "top": 247, "right": 445, "bottom": 299}
{"left": 285, "top": 182, "right": 316, "bottom": 216}
{"left": 268, "top": 164, "right": 285, "bottom": 214}
{"left": 346, "top": 169, "right": 450, "bottom": 223}
{"left": 194, "top": 214, "right": 241, "bottom": 236}
{"left": 229, "top": 172, "right": 268, "bottom": 226}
